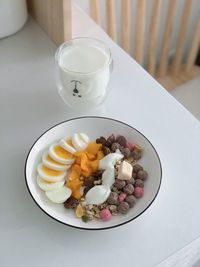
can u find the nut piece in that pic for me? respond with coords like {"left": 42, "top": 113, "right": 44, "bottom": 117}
{"left": 82, "top": 215, "right": 90, "bottom": 222}
{"left": 118, "top": 161, "right": 133, "bottom": 180}
{"left": 117, "top": 202, "right": 129, "bottom": 214}
{"left": 75, "top": 204, "right": 84, "bottom": 218}
{"left": 123, "top": 184, "right": 134, "bottom": 195}
{"left": 135, "top": 144, "right": 143, "bottom": 151}
{"left": 108, "top": 205, "right": 117, "bottom": 213}
{"left": 94, "top": 180, "right": 102, "bottom": 185}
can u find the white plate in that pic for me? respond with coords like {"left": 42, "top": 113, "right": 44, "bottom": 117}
{"left": 25, "top": 116, "right": 162, "bottom": 230}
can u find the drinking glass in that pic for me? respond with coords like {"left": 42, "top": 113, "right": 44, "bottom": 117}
{"left": 55, "top": 37, "right": 113, "bottom": 110}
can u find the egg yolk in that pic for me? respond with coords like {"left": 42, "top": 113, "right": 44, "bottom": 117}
{"left": 54, "top": 145, "right": 74, "bottom": 159}
{"left": 46, "top": 155, "right": 65, "bottom": 166}
{"left": 41, "top": 165, "right": 63, "bottom": 176}
{"left": 66, "top": 139, "right": 75, "bottom": 147}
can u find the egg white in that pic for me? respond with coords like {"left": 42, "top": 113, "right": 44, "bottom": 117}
{"left": 72, "top": 133, "right": 88, "bottom": 151}
{"left": 37, "top": 175, "right": 65, "bottom": 191}
{"left": 59, "top": 139, "right": 77, "bottom": 154}
{"left": 45, "top": 186, "right": 72, "bottom": 203}
{"left": 79, "top": 133, "right": 90, "bottom": 144}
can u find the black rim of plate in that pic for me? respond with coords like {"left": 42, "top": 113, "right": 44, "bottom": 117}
{"left": 24, "top": 116, "right": 162, "bottom": 231}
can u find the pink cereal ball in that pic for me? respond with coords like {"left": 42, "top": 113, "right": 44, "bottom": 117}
{"left": 118, "top": 193, "right": 127, "bottom": 203}
{"left": 134, "top": 187, "right": 144, "bottom": 198}
{"left": 126, "top": 142, "right": 135, "bottom": 151}
{"left": 99, "top": 209, "right": 112, "bottom": 221}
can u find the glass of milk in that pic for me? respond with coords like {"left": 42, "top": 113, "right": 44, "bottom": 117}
{"left": 55, "top": 37, "right": 113, "bottom": 110}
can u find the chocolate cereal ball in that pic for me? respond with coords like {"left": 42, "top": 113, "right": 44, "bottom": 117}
{"left": 125, "top": 195, "right": 136, "bottom": 207}
{"left": 134, "top": 179, "right": 144, "bottom": 188}
{"left": 105, "top": 140, "right": 112, "bottom": 148}
{"left": 107, "top": 134, "right": 115, "bottom": 144}
{"left": 123, "top": 184, "right": 134, "bottom": 195}
{"left": 126, "top": 178, "right": 135, "bottom": 185}
{"left": 132, "top": 172, "right": 137, "bottom": 179}
{"left": 132, "top": 150, "right": 142, "bottom": 160}
{"left": 133, "top": 164, "right": 143, "bottom": 173}
{"left": 137, "top": 170, "right": 148, "bottom": 180}
{"left": 116, "top": 135, "right": 127, "bottom": 147}
{"left": 107, "top": 192, "right": 119, "bottom": 205}
{"left": 111, "top": 142, "right": 121, "bottom": 152}
{"left": 114, "top": 179, "right": 126, "bottom": 189}
{"left": 117, "top": 202, "right": 129, "bottom": 214}
{"left": 120, "top": 147, "right": 131, "bottom": 158}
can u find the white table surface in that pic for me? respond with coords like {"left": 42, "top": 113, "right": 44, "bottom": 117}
{"left": 1, "top": 4, "right": 200, "bottom": 267}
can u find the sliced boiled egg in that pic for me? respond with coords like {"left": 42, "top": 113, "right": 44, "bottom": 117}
{"left": 79, "top": 133, "right": 90, "bottom": 144}
{"left": 42, "top": 152, "right": 71, "bottom": 171}
{"left": 102, "top": 165, "right": 115, "bottom": 187}
{"left": 59, "top": 138, "right": 77, "bottom": 154}
{"left": 37, "top": 175, "right": 65, "bottom": 191}
{"left": 85, "top": 185, "right": 111, "bottom": 205}
{"left": 37, "top": 163, "right": 67, "bottom": 182}
{"left": 45, "top": 186, "right": 72, "bottom": 203}
{"left": 99, "top": 152, "right": 124, "bottom": 170}
{"left": 72, "top": 133, "right": 89, "bottom": 151}
{"left": 49, "top": 144, "right": 75, "bottom": 164}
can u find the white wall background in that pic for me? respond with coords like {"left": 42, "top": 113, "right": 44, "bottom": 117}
{"left": 73, "top": 0, "right": 200, "bottom": 67}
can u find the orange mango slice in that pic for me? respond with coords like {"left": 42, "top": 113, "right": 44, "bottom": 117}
{"left": 66, "top": 141, "right": 104, "bottom": 199}
{"left": 86, "top": 143, "right": 102, "bottom": 155}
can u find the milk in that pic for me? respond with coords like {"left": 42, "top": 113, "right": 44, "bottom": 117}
{"left": 55, "top": 42, "right": 111, "bottom": 110}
